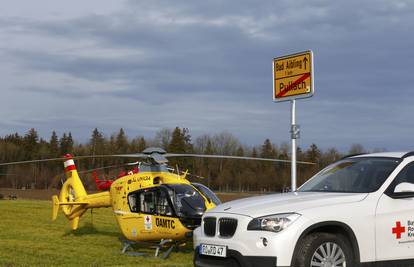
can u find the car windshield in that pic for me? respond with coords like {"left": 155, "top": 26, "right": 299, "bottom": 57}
{"left": 298, "top": 157, "right": 401, "bottom": 193}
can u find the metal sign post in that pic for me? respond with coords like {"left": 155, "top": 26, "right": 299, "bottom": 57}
{"left": 273, "top": 50, "right": 313, "bottom": 192}
{"left": 291, "top": 99, "right": 297, "bottom": 191}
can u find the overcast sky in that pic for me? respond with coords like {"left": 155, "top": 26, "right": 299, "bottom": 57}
{"left": 0, "top": 0, "right": 413, "bottom": 152}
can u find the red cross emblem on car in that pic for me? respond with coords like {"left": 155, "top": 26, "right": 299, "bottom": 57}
{"left": 392, "top": 221, "right": 405, "bottom": 239}
{"left": 146, "top": 216, "right": 150, "bottom": 222}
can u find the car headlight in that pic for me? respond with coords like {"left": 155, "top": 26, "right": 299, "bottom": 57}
{"left": 247, "top": 213, "right": 300, "bottom": 233}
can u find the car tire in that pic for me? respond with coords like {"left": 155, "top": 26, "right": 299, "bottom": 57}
{"left": 293, "top": 232, "right": 355, "bottom": 267}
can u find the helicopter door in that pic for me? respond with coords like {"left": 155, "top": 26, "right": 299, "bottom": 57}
{"left": 136, "top": 188, "right": 178, "bottom": 238}
{"left": 132, "top": 188, "right": 174, "bottom": 216}
{"left": 139, "top": 191, "right": 156, "bottom": 214}
{"left": 128, "top": 188, "right": 178, "bottom": 237}
{"left": 155, "top": 189, "right": 173, "bottom": 216}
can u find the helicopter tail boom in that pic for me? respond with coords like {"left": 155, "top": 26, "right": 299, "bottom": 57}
{"left": 52, "top": 154, "right": 111, "bottom": 230}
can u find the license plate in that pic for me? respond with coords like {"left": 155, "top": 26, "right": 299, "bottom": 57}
{"left": 200, "top": 244, "right": 227, "bottom": 257}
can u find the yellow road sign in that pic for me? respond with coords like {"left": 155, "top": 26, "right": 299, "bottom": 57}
{"left": 273, "top": 51, "right": 314, "bottom": 102}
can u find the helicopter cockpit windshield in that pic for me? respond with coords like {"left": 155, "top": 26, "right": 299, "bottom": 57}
{"left": 127, "top": 183, "right": 216, "bottom": 229}
{"left": 191, "top": 183, "right": 221, "bottom": 206}
{"left": 164, "top": 184, "right": 206, "bottom": 219}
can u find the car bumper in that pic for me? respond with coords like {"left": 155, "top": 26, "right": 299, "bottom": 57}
{"left": 193, "top": 212, "right": 309, "bottom": 266}
{"left": 194, "top": 247, "right": 279, "bottom": 267}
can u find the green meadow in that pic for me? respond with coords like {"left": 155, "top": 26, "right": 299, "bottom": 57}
{"left": 0, "top": 200, "right": 193, "bottom": 267}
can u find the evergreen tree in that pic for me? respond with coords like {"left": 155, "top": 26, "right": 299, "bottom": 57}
{"left": 60, "top": 133, "right": 67, "bottom": 155}
{"left": 306, "top": 143, "right": 321, "bottom": 163}
{"left": 129, "top": 136, "right": 146, "bottom": 153}
{"left": 115, "top": 128, "right": 128, "bottom": 153}
{"left": 137, "top": 137, "right": 146, "bottom": 152}
{"left": 182, "top": 128, "right": 193, "bottom": 152}
{"left": 89, "top": 128, "right": 105, "bottom": 155}
{"left": 168, "top": 127, "right": 187, "bottom": 153}
{"left": 60, "top": 132, "right": 74, "bottom": 154}
{"left": 260, "top": 139, "right": 278, "bottom": 191}
{"left": 4, "top": 133, "right": 22, "bottom": 146}
{"left": 67, "top": 132, "right": 74, "bottom": 153}
{"left": 251, "top": 147, "right": 258, "bottom": 158}
{"left": 22, "top": 129, "right": 40, "bottom": 188}
{"left": 49, "top": 131, "right": 59, "bottom": 157}
{"left": 109, "top": 135, "right": 116, "bottom": 154}
{"left": 89, "top": 128, "right": 106, "bottom": 167}
{"left": 261, "top": 139, "right": 276, "bottom": 158}
{"left": 168, "top": 127, "right": 193, "bottom": 169}
{"left": 23, "top": 128, "right": 39, "bottom": 158}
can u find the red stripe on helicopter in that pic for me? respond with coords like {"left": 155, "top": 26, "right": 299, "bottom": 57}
{"left": 276, "top": 73, "right": 310, "bottom": 98}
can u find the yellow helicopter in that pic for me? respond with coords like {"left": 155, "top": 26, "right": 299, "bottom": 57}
{"left": 0, "top": 147, "right": 314, "bottom": 258}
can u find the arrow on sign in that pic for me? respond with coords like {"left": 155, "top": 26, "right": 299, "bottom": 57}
{"left": 303, "top": 57, "right": 308, "bottom": 70}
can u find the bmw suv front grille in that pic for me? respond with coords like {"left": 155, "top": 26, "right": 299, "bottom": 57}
{"left": 203, "top": 217, "right": 216, "bottom": 237}
{"left": 218, "top": 217, "right": 238, "bottom": 237}
{"left": 203, "top": 217, "right": 238, "bottom": 238}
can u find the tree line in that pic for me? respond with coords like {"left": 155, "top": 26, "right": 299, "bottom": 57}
{"left": 0, "top": 127, "right": 375, "bottom": 192}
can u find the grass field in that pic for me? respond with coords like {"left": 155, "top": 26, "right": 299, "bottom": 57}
{"left": 0, "top": 200, "right": 193, "bottom": 267}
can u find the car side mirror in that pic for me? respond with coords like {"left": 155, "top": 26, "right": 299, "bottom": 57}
{"left": 392, "top": 182, "right": 414, "bottom": 198}
{"left": 394, "top": 182, "right": 414, "bottom": 193}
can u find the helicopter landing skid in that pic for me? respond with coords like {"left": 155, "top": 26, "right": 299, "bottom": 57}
{"left": 120, "top": 238, "right": 183, "bottom": 259}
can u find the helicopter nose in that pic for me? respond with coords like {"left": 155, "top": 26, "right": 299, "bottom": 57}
{"left": 195, "top": 207, "right": 205, "bottom": 216}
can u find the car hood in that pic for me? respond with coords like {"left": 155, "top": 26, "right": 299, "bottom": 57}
{"left": 211, "top": 192, "right": 368, "bottom": 218}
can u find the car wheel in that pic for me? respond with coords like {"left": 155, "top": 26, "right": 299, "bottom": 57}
{"left": 293, "top": 232, "right": 355, "bottom": 267}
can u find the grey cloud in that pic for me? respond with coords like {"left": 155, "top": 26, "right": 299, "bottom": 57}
{"left": 1, "top": 0, "right": 414, "bottom": 151}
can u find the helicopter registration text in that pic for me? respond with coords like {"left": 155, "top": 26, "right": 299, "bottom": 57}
{"left": 156, "top": 218, "right": 176, "bottom": 229}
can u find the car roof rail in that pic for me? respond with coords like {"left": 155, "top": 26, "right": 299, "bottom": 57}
{"left": 402, "top": 152, "right": 414, "bottom": 158}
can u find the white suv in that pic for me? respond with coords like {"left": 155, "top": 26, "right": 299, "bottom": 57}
{"left": 193, "top": 152, "right": 414, "bottom": 267}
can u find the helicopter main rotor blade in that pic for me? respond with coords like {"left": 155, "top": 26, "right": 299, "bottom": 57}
{"left": 0, "top": 154, "right": 146, "bottom": 167}
{"left": 91, "top": 153, "right": 315, "bottom": 165}
{"left": 77, "top": 161, "right": 142, "bottom": 175}
{"left": 0, "top": 150, "right": 315, "bottom": 166}
{"left": 164, "top": 153, "right": 315, "bottom": 165}
{"left": 0, "top": 157, "right": 66, "bottom": 166}
{"left": 110, "top": 154, "right": 146, "bottom": 158}
{"left": 125, "top": 161, "right": 141, "bottom": 166}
